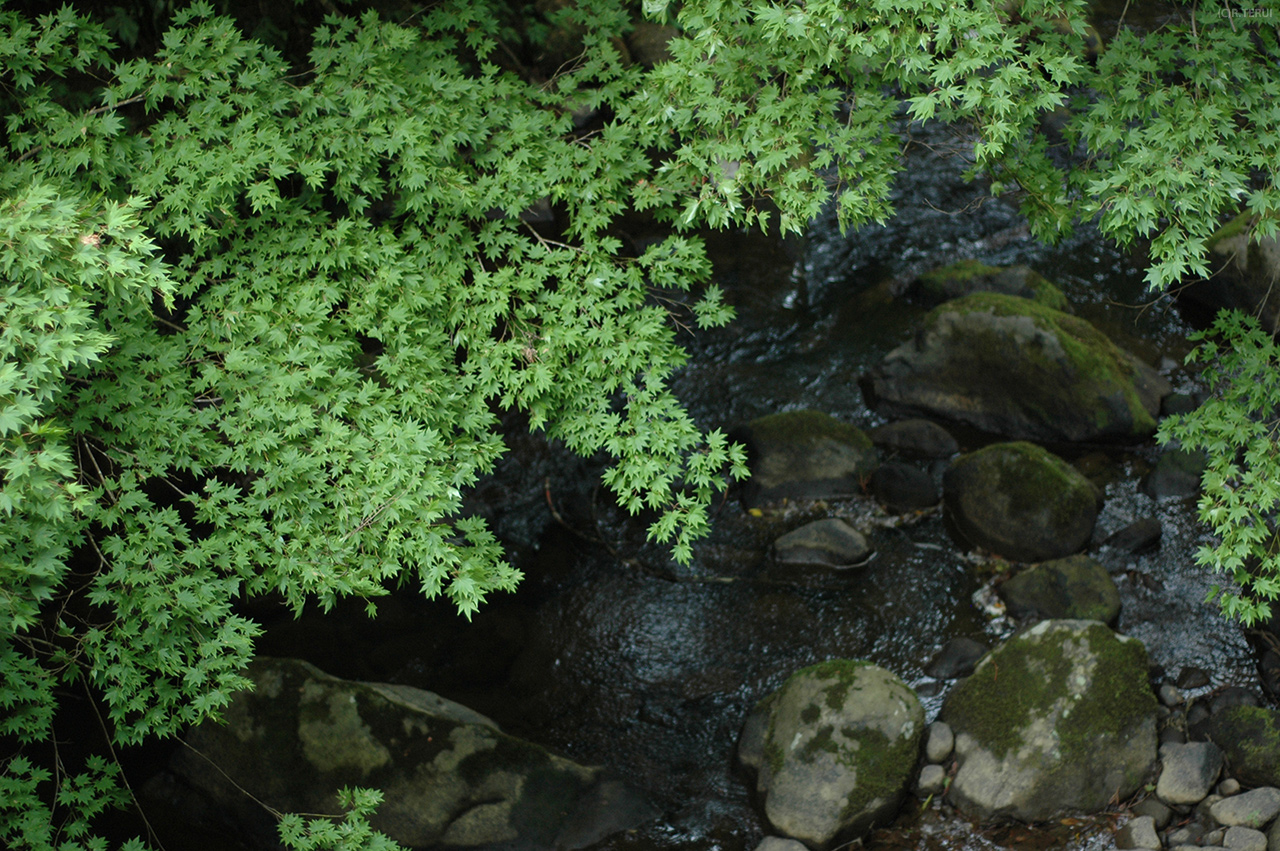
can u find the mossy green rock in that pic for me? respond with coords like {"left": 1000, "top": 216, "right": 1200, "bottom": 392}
{"left": 173, "top": 657, "right": 606, "bottom": 848}
{"left": 940, "top": 620, "right": 1157, "bottom": 822}
{"left": 943, "top": 442, "right": 1101, "bottom": 562}
{"left": 909, "top": 260, "right": 1071, "bottom": 311}
{"left": 998, "top": 554, "right": 1121, "bottom": 625}
{"left": 737, "top": 410, "right": 878, "bottom": 507}
{"left": 865, "top": 293, "right": 1170, "bottom": 443}
{"left": 1207, "top": 706, "right": 1280, "bottom": 787}
{"left": 754, "top": 660, "right": 924, "bottom": 849}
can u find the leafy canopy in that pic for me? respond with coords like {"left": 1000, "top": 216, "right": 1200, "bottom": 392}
{"left": 1, "top": 0, "right": 1277, "bottom": 848}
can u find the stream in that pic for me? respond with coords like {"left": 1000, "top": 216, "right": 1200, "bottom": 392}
{"left": 238, "top": 119, "right": 1260, "bottom": 851}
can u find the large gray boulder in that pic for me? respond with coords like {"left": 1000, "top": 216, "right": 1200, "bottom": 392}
{"left": 940, "top": 620, "right": 1158, "bottom": 822}
{"left": 735, "top": 410, "right": 879, "bottom": 507}
{"left": 864, "top": 293, "right": 1170, "bottom": 443}
{"left": 171, "top": 657, "right": 642, "bottom": 849}
{"left": 943, "top": 442, "right": 1101, "bottom": 562}
{"left": 741, "top": 661, "right": 924, "bottom": 849}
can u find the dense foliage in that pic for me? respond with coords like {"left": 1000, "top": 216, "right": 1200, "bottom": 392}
{"left": 1, "top": 0, "right": 1277, "bottom": 847}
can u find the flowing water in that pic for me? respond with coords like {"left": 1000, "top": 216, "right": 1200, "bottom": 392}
{"left": 245, "top": 120, "right": 1258, "bottom": 851}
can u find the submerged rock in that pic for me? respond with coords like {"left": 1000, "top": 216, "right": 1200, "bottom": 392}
{"left": 742, "top": 660, "right": 924, "bottom": 849}
{"left": 870, "top": 462, "right": 939, "bottom": 513}
{"left": 773, "top": 518, "right": 872, "bottom": 569}
{"left": 998, "top": 554, "right": 1121, "bottom": 625}
{"left": 735, "top": 410, "right": 878, "bottom": 507}
{"left": 864, "top": 293, "right": 1170, "bottom": 443}
{"left": 868, "top": 418, "right": 959, "bottom": 459}
{"left": 943, "top": 442, "right": 1101, "bottom": 562}
{"left": 940, "top": 620, "right": 1158, "bottom": 822}
{"left": 170, "top": 657, "right": 647, "bottom": 850}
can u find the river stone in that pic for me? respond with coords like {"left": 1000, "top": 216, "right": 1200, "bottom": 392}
{"left": 917, "top": 764, "right": 947, "bottom": 797}
{"left": 736, "top": 410, "right": 878, "bottom": 507}
{"left": 172, "top": 657, "right": 637, "bottom": 849}
{"left": 998, "top": 555, "right": 1121, "bottom": 625}
{"left": 1210, "top": 788, "right": 1280, "bottom": 829}
{"left": 1207, "top": 707, "right": 1280, "bottom": 788}
{"left": 864, "top": 293, "right": 1170, "bottom": 443}
{"left": 773, "top": 518, "right": 872, "bottom": 569}
{"left": 1115, "top": 815, "right": 1161, "bottom": 849}
{"left": 943, "top": 442, "right": 1101, "bottom": 562}
{"left": 924, "top": 637, "right": 989, "bottom": 680}
{"left": 870, "top": 462, "right": 939, "bottom": 513}
{"left": 754, "top": 660, "right": 925, "bottom": 849}
{"left": 926, "top": 721, "right": 955, "bottom": 764}
{"left": 1140, "top": 447, "right": 1206, "bottom": 500}
{"left": 868, "top": 418, "right": 959, "bottom": 459}
{"left": 1103, "top": 518, "right": 1163, "bottom": 554}
{"left": 906, "top": 260, "right": 1071, "bottom": 311}
{"left": 1157, "top": 740, "right": 1223, "bottom": 805}
{"left": 1224, "top": 826, "right": 1269, "bottom": 851}
{"left": 939, "top": 620, "right": 1158, "bottom": 822}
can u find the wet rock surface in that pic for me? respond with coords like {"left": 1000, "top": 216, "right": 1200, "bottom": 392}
{"left": 943, "top": 441, "right": 1101, "bottom": 562}
{"left": 998, "top": 554, "right": 1121, "bottom": 625}
{"left": 735, "top": 410, "right": 878, "bottom": 507}
{"left": 865, "top": 293, "right": 1170, "bottom": 442}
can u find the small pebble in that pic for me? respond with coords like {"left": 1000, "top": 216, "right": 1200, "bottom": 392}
{"left": 1166, "top": 824, "right": 1204, "bottom": 846}
{"left": 1114, "top": 815, "right": 1160, "bottom": 849}
{"left": 1159, "top": 683, "right": 1183, "bottom": 707}
{"left": 1203, "top": 828, "right": 1227, "bottom": 846}
{"left": 1132, "top": 795, "right": 1173, "bottom": 829}
{"left": 916, "top": 764, "right": 946, "bottom": 797}
{"left": 925, "top": 721, "right": 954, "bottom": 764}
{"left": 1218, "top": 777, "right": 1241, "bottom": 796}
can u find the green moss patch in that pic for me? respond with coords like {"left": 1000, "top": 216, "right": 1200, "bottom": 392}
{"left": 941, "top": 622, "right": 1154, "bottom": 762}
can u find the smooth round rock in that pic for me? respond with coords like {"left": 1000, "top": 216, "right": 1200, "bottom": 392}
{"left": 943, "top": 442, "right": 1101, "bottom": 562}
{"left": 773, "top": 518, "right": 873, "bottom": 569}
{"left": 1157, "top": 740, "right": 1223, "bottom": 806}
{"left": 1223, "top": 826, "right": 1268, "bottom": 851}
{"left": 1210, "top": 787, "right": 1280, "bottom": 829}
{"left": 926, "top": 721, "right": 955, "bottom": 764}
{"left": 917, "top": 764, "right": 947, "bottom": 797}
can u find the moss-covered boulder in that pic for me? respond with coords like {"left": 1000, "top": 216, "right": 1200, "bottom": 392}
{"left": 943, "top": 442, "right": 1101, "bottom": 562}
{"left": 743, "top": 661, "right": 924, "bottom": 849}
{"left": 735, "top": 410, "right": 879, "bottom": 507}
{"left": 940, "top": 620, "right": 1158, "bottom": 822}
{"left": 170, "top": 657, "right": 642, "bottom": 849}
{"left": 998, "top": 554, "right": 1121, "bottom": 625}
{"left": 864, "top": 293, "right": 1170, "bottom": 443}
{"left": 1207, "top": 706, "right": 1280, "bottom": 787}
{"left": 907, "top": 260, "right": 1071, "bottom": 311}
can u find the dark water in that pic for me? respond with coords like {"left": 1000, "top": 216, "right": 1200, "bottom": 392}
{"left": 243, "top": 120, "right": 1256, "bottom": 851}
